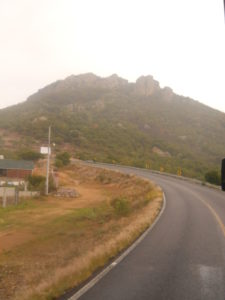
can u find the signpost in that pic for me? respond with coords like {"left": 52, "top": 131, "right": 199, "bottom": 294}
{"left": 45, "top": 126, "right": 51, "bottom": 195}
{"left": 40, "top": 126, "right": 51, "bottom": 195}
{"left": 40, "top": 147, "right": 51, "bottom": 155}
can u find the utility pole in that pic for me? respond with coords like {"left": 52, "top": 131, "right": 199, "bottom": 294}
{"left": 45, "top": 126, "right": 51, "bottom": 195}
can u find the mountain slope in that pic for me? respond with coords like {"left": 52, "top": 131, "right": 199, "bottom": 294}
{"left": 0, "top": 73, "right": 225, "bottom": 179}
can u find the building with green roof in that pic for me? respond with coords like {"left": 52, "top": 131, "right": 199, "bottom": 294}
{"left": 0, "top": 159, "right": 34, "bottom": 179}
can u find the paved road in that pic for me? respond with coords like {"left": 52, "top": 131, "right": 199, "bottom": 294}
{"left": 72, "top": 165, "right": 225, "bottom": 300}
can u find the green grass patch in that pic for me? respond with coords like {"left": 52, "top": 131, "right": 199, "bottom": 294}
{"left": 0, "top": 200, "right": 36, "bottom": 215}
{"left": 0, "top": 198, "right": 53, "bottom": 230}
{"left": 50, "top": 203, "right": 113, "bottom": 228}
{"left": 0, "top": 200, "right": 37, "bottom": 229}
{"left": 110, "top": 197, "right": 131, "bottom": 216}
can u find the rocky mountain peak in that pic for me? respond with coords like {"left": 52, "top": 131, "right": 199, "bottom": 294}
{"left": 63, "top": 73, "right": 128, "bottom": 89}
{"left": 102, "top": 74, "right": 128, "bottom": 88}
{"left": 162, "top": 86, "right": 174, "bottom": 101}
{"left": 135, "top": 75, "right": 160, "bottom": 96}
{"left": 64, "top": 73, "right": 100, "bottom": 87}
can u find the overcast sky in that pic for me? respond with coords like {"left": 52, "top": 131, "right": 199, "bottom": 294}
{"left": 0, "top": 0, "right": 225, "bottom": 112}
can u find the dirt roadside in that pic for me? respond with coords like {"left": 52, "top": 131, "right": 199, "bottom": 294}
{"left": 0, "top": 162, "right": 163, "bottom": 300}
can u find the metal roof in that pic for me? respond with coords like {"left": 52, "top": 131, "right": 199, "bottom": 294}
{"left": 0, "top": 159, "right": 34, "bottom": 170}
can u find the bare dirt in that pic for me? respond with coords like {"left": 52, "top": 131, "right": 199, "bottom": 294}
{"left": 0, "top": 184, "right": 106, "bottom": 253}
{"left": 0, "top": 162, "right": 162, "bottom": 300}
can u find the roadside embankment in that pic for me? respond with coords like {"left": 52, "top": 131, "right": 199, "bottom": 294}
{"left": 0, "top": 162, "right": 162, "bottom": 300}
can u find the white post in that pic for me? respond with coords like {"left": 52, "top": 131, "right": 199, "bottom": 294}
{"left": 45, "top": 126, "right": 51, "bottom": 195}
{"left": 3, "top": 187, "right": 7, "bottom": 208}
{"left": 15, "top": 187, "right": 19, "bottom": 205}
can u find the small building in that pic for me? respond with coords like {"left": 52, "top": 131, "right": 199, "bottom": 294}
{"left": 0, "top": 159, "right": 34, "bottom": 180}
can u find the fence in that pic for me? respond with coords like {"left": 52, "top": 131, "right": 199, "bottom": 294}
{"left": 0, "top": 187, "right": 40, "bottom": 207}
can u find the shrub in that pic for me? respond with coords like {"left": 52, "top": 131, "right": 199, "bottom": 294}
{"left": 28, "top": 175, "right": 56, "bottom": 194}
{"left": 55, "top": 159, "right": 64, "bottom": 168}
{"left": 110, "top": 197, "right": 130, "bottom": 216}
{"left": 18, "top": 151, "right": 44, "bottom": 161}
{"left": 97, "top": 173, "right": 106, "bottom": 183}
{"left": 55, "top": 152, "right": 71, "bottom": 167}
{"left": 28, "top": 175, "right": 45, "bottom": 193}
{"left": 205, "top": 170, "right": 221, "bottom": 185}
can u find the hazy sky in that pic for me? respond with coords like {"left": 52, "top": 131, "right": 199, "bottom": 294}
{"left": 1, "top": 0, "right": 225, "bottom": 112}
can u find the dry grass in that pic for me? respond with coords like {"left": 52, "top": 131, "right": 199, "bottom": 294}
{"left": 0, "top": 162, "right": 162, "bottom": 300}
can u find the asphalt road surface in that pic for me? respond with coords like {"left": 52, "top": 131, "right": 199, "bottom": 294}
{"left": 71, "top": 165, "right": 225, "bottom": 300}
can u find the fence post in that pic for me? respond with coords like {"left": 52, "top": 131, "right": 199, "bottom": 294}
{"left": 3, "top": 187, "right": 7, "bottom": 208}
{"left": 15, "top": 187, "right": 19, "bottom": 205}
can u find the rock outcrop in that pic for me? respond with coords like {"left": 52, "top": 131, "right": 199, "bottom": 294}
{"left": 162, "top": 86, "right": 174, "bottom": 102}
{"left": 43, "top": 73, "right": 129, "bottom": 92}
{"left": 135, "top": 75, "right": 160, "bottom": 96}
{"left": 55, "top": 188, "right": 80, "bottom": 198}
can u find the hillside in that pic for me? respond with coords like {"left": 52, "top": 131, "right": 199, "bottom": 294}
{"left": 0, "top": 73, "right": 225, "bottom": 179}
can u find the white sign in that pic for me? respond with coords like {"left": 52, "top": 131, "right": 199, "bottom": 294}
{"left": 40, "top": 147, "right": 51, "bottom": 155}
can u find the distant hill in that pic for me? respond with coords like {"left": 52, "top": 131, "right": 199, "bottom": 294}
{"left": 0, "top": 73, "right": 225, "bottom": 179}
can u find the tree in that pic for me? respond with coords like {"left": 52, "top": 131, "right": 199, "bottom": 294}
{"left": 28, "top": 174, "right": 56, "bottom": 194}
{"left": 18, "top": 150, "right": 44, "bottom": 161}
{"left": 55, "top": 152, "right": 71, "bottom": 167}
{"left": 28, "top": 175, "right": 45, "bottom": 193}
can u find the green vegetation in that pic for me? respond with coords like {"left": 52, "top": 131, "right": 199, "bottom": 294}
{"left": 55, "top": 151, "right": 71, "bottom": 168}
{"left": 0, "top": 200, "right": 38, "bottom": 230}
{"left": 28, "top": 174, "right": 45, "bottom": 191}
{"left": 27, "top": 174, "right": 56, "bottom": 193}
{"left": 0, "top": 164, "right": 162, "bottom": 300}
{"left": 18, "top": 150, "right": 44, "bottom": 161}
{"left": 205, "top": 170, "right": 221, "bottom": 185}
{"left": 0, "top": 73, "right": 224, "bottom": 180}
{"left": 111, "top": 197, "right": 131, "bottom": 216}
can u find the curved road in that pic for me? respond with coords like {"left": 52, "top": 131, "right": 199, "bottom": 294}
{"left": 69, "top": 165, "right": 225, "bottom": 300}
